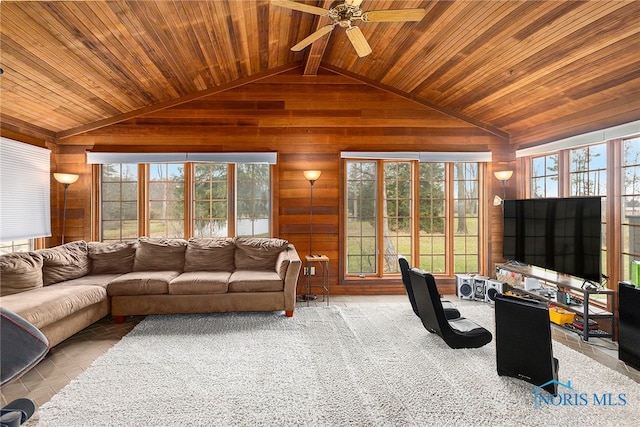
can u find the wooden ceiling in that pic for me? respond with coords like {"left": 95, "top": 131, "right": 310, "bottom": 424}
{"left": 1, "top": 0, "right": 639, "bottom": 147}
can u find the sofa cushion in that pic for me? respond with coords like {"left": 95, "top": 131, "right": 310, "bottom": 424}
{"left": 56, "top": 274, "right": 123, "bottom": 289}
{"left": 37, "top": 241, "right": 91, "bottom": 285}
{"left": 0, "top": 252, "right": 44, "bottom": 296}
{"left": 228, "top": 270, "right": 284, "bottom": 292}
{"left": 169, "top": 272, "right": 230, "bottom": 294}
{"left": 234, "top": 238, "right": 289, "bottom": 271}
{"left": 107, "top": 271, "right": 180, "bottom": 296}
{"left": 133, "top": 238, "right": 187, "bottom": 272}
{"left": 184, "top": 238, "right": 235, "bottom": 272}
{"left": 0, "top": 284, "right": 107, "bottom": 329}
{"left": 89, "top": 241, "right": 137, "bottom": 274}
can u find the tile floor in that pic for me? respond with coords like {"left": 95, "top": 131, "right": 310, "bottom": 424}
{"left": 2, "top": 295, "right": 638, "bottom": 409}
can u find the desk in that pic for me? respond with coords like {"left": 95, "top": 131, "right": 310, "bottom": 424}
{"left": 305, "top": 255, "right": 329, "bottom": 306}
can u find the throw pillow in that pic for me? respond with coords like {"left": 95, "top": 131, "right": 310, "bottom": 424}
{"left": 133, "top": 238, "right": 187, "bottom": 272}
{"left": 88, "top": 240, "right": 137, "bottom": 274}
{"left": 36, "top": 241, "right": 91, "bottom": 285}
{"left": 184, "top": 238, "right": 235, "bottom": 272}
{"left": 234, "top": 237, "right": 289, "bottom": 271}
{"left": 0, "top": 252, "right": 44, "bottom": 296}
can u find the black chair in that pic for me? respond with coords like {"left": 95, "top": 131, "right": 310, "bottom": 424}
{"left": 618, "top": 282, "right": 640, "bottom": 370}
{"left": 494, "top": 293, "right": 559, "bottom": 395}
{"left": 409, "top": 267, "right": 492, "bottom": 349}
{"left": 1, "top": 308, "right": 49, "bottom": 427}
{"left": 398, "top": 256, "right": 460, "bottom": 320}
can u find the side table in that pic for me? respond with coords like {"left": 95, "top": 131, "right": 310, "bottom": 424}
{"left": 305, "top": 255, "right": 329, "bottom": 306}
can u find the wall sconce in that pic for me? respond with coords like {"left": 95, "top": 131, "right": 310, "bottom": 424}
{"left": 53, "top": 173, "right": 79, "bottom": 244}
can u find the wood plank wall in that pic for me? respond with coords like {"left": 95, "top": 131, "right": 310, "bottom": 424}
{"left": 9, "top": 67, "right": 515, "bottom": 295}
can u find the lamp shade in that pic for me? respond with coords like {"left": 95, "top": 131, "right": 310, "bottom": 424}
{"left": 494, "top": 170, "right": 513, "bottom": 181}
{"left": 53, "top": 173, "right": 79, "bottom": 185}
{"left": 303, "top": 170, "right": 321, "bottom": 182}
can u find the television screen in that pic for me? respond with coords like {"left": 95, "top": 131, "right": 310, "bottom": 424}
{"left": 503, "top": 197, "right": 602, "bottom": 282}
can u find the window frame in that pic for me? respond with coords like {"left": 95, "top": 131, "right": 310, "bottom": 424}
{"left": 341, "top": 158, "right": 487, "bottom": 283}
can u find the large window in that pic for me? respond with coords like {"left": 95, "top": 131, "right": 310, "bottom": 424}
{"left": 99, "top": 162, "right": 272, "bottom": 241}
{"left": 526, "top": 136, "right": 640, "bottom": 287}
{"left": 345, "top": 159, "right": 482, "bottom": 279}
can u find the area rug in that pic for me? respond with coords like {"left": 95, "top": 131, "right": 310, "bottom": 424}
{"left": 27, "top": 303, "right": 639, "bottom": 426}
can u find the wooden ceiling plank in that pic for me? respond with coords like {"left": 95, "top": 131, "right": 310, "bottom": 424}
{"left": 55, "top": 62, "right": 303, "bottom": 140}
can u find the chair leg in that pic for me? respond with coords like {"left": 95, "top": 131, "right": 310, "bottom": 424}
{"left": 285, "top": 310, "right": 294, "bottom": 317}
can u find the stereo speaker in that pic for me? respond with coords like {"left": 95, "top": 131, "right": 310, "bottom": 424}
{"left": 485, "top": 280, "right": 507, "bottom": 304}
{"left": 473, "top": 277, "right": 488, "bottom": 301}
{"left": 455, "top": 274, "right": 474, "bottom": 300}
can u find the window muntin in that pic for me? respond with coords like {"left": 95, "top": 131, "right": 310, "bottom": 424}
{"left": 346, "top": 161, "right": 377, "bottom": 276}
{"left": 236, "top": 163, "right": 270, "bottom": 237}
{"left": 148, "top": 163, "right": 185, "bottom": 238}
{"left": 453, "top": 163, "right": 480, "bottom": 273}
{"left": 101, "top": 164, "right": 138, "bottom": 242}
{"left": 570, "top": 143, "right": 607, "bottom": 278}
{"left": 531, "top": 154, "right": 558, "bottom": 198}
{"left": 622, "top": 137, "right": 640, "bottom": 283}
{"left": 0, "top": 239, "right": 33, "bottom": 255}
{"left": 418, "top": 163, "right": 446, "bottom": 273}
{"left": 383, "top": 162, "right": 412, "bottom": 274}
{"left": 193, "top": 163, "right": 228, "bottom": 237}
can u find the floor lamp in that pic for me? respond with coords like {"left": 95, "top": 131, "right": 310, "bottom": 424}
{"left": 493, "top": 170, "right": 513, "bottom": 207}
{"left": 303, "top": 170, "right": 321, "bottom": 256}
{"left": 53, "top": 173, "right": 79, "bottom": 244}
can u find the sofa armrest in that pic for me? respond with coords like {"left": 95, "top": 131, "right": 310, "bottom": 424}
{"left": 282, "top": 244, "right": 302, "bottom": 312}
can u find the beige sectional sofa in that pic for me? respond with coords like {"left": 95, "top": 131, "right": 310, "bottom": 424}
{"left": 0, "top": 237, "right": 301, "bottom": 347}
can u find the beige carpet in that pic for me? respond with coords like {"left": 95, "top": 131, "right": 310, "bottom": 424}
{"left": 26, "top": 304, "right": 640, "bottom": 426}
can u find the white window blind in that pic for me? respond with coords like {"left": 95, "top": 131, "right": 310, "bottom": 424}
{"left": 340, "top": 151, "right": 492, "bottom": 162}
{"left": 0, "top": 138, "right": 51, "bottom": 240}
{"left": 86, "top": 152, "right": 277, "bottom": 165}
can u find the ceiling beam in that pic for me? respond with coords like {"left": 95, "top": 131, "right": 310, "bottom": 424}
{"left": 320, "top": 63, "right": 511, "bottom": 141}
{"left": 55, "top": 62, "right": 303, "bottom": 140}
{"left": 302, "top": 0, "right": 334, "bottom": 76}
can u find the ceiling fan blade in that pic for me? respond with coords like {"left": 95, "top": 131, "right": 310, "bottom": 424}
{"left": 345, "top": 26, "right": 372, "bottom": 57}
{"left": 364, "top": 9, "right": 426, "bottom": 22}
{"left": 272, "top": 0, "right": 329, "bottom": 16}
{"left": 291, "top": 24, "right": 335, "bottom": 51}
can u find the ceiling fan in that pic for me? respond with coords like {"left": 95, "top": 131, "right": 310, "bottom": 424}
{"left": 273, "top": 0, "right": 426, "bottom": 57}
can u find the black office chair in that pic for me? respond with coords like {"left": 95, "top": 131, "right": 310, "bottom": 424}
{"left": 398, "top": 256, "right": 461, "bottom": 320}
{"left": 409, "top": 267, "right": 492, "bottom": 349}
{"left": 1, "top": 307, "right": 49, "bottom": 427}
{"left": 494, "top": 293, "right": 559, "bottom": 395}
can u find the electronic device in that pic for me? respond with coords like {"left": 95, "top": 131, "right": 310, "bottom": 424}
{"left": 473, "top": 277, "right": 488, "bottom": 301}
{"left": 502, "top": 196, "right": 602, "bottom": 282}
{"left": 524, "top": 277, "right": 540, "bottom": 291}
{"left": 455, "top": 274, "right": 474, "bottom": 300}
{"left": 495, "top": 294, "right": 558, "bottom": 395}
{"left": 484, "top": 280, "right": 507, "bottom": 304}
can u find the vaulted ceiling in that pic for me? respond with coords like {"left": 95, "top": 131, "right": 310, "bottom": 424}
{"left": 1, "top": 0, "right": 639, "bottom": 148}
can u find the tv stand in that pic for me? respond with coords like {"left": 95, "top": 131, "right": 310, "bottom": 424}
{"left": 496, "top": 264, "right": 615, "bottom": 342}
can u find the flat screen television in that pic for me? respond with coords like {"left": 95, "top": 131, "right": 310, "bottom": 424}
{"left": 502, "top": 196, "right": 602, "bottom": 283}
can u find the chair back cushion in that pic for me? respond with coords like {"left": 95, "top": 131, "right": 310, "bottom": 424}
{"left": 184, "top": 238, "right": 236, "bottom": 272}
{"left": 0, "top": 252, "right": 44, "bottom": 296}
{"left": 89, "top": 240, "right": 137, "bottom": 274}
{"left": 398, "top": 256, "right": 420, "bottom": 317}
{"left": 37, "top": 241, "right": 91, "bottom": 285}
